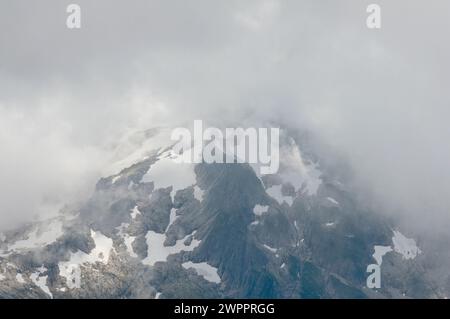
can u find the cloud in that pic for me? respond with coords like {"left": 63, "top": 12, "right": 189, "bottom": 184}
{"left": 1, "top": 0, "right": 449, "bottom": 232}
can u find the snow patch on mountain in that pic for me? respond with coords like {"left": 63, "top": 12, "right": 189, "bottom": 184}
{"left": 30, "top": 267, "right": 52, "bottom": 298}
{"left": 143, "top": 231, "right": 201, "bottom": 266}
{"left": 392, "top": 230, "right": 422, "bottom": 260}
{"left": 263, "top": 244, "right": 278, "bottom": 253}
{"left": 58, "top": 230, "right": 114, "bottom": 289}
{"left": 182, "top": 261, "right": 221, "bottom": 284}
{"left": 326, "top": 197, "right": 339, "bottom": 206}
{"left": 166, "top": 208, "right": 179, "bottom": 232}
{"left": 141, "top": 151, "right": 196, "bottom": 201}
{"left": 253, "top": 205, "right": 269, "bottom": 216}
{"left": 130, "top": 206, "right": 141, "bottom": 219}
{"left": 111, "top": 174, "right": 122, "bottom": 184}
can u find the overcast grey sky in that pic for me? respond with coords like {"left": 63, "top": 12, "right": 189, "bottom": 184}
{"left": 0, "top": 0, "right": 449, "bottom": 232}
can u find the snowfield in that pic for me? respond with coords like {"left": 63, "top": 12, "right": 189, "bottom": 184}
{"left": 182, "top": 261, "right": 221, "bottom": 284}
{"left": 58, "top": 230, "right": 114, "bottom": 289}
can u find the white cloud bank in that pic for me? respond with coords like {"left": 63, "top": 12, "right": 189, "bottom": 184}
{"left": 1, "top": 0, "right": 450, "bottom": 233}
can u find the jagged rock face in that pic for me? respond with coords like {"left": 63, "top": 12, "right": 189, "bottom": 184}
{"left": 0, "top": 128, "right": 444, "bottom": 299}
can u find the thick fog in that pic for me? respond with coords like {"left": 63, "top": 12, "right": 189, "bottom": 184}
{"left": 0, "top": 0, "right": 449, "bottom": 232}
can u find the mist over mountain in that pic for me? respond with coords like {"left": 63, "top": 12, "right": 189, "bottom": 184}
{"left": 1, "top": 127, "right": 448, "bottom": 298}
{"left": 1, "top": 0, "right": 450, "bottom": 298}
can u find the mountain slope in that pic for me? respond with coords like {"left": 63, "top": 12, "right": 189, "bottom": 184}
{"left": 0, "top": 127, "right": 444, "bottom": 299}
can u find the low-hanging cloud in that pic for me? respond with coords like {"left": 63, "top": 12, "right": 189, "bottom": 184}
{"left": 1, "top": 0, "right": 449, "bottom": 232}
